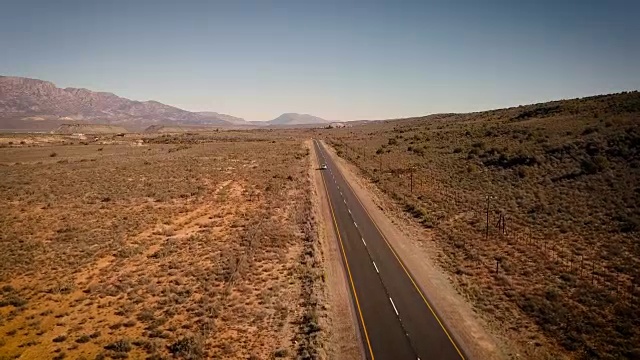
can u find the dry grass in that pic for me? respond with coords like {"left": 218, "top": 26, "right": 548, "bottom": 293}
{"left": 0, "top": 132, "right": 324, "bottom": 359}
{"left": 321, "top": 91, "right": 640, "bottom": 359}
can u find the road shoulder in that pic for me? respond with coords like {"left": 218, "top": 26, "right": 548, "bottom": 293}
{"left": 321, "top": 140, "right": 510, "bottom": 360}
{"left": 307, "top": 140, "right": 363, "bottom": 360}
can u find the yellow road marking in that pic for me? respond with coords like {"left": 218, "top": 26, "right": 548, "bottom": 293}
{"left": 315, "top": 142, "right": 375, "bottom": 360}
{"left": 320, "top": 141, "right": 466, "bottom": 360}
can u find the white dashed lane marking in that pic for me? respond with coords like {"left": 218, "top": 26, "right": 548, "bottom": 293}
{"left": 390, "top": 297, "right": 399, "bottom": 316}
{"left": 362, "top": 238, "right": 366, "bottom": 246}
{"left": 373, "top": 261, "right": 379, "bottom": 273}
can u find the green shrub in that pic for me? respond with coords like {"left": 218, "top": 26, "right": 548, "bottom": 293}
{"left": 0, "top": 294, "right": 27, "bottom": 307}
{"left": 52, "top": 335, "right": 67, "bottom": 343}
{"left": 466, "top": 164, "right": 480, "bottom": 173}
{"left": 516, "top": 167, "right": 529, "bottom": 178}
{"left": 75, "top": 335, "right": 91, "bottom": 344}
{"left": 168, "top": 336, "right": 203, "bottom": 358}
{"left": 104, "top": 339, "right": 131, "bottom": 353}
{"left": 580, "top": 155, "right": 609, "bottom": 174}
{"left": 614, "top": 214, "right": 639, "bottom": 233}
{"left": 274, "top": 348, "right": 289, "bottom": 358}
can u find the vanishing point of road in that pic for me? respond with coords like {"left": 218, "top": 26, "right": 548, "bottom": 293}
{"left": 313, "top": 139, "right": 466, "bottom": 360}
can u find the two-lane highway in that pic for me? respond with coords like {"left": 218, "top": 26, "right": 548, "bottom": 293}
{"left": 313, "top": 139, "right": 465, "bottom": 360}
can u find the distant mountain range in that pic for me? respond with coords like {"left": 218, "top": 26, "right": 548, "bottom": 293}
{"left": 268, "top": 113, "right": 330, "bottom": 125}
{"left": 194, "top": 111, "right": 248, "bottom": 125}
{"left": 0, "top": 76, "right": 331, "bottom": 130}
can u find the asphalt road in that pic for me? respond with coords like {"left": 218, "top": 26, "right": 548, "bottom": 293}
{"left": 313, "top": 139, "right": 466, "bottom": 360}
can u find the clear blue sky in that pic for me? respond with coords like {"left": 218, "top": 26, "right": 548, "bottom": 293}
{"left": 1, "top": 0, "right": 639, "bottom": 121}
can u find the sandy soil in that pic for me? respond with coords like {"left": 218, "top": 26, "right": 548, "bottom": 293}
{"left": 0, "top": 138, "right": 316, "bottom": 359}
{"left": 321, "top": 140, "right": 514, "bottom": 360}
{"left": 307, "top": 140, "right": 362, "bottom": 360}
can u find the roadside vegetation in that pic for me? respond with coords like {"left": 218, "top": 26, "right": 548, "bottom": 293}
{"left": 0, "top": 132, "right": 325, "bottom": 359}
{"left": 322, "top": 91, "right": 640, "bottom": 359}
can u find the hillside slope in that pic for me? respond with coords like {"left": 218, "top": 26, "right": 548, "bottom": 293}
{"left": 324, "top": 91, "right": 640, "bottom": 359}
{"left": 0, "top": 76, "right": 235, "bottom": 129}
{"left": 195, "top": 112, "right": 247, "bottom": 125}
{"left": 268, "top": 113, "right": 329, "bottom": 125}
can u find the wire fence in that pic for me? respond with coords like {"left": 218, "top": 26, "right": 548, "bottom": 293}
{"left": 332, "top": 139, "right": 638, "bottom": 304}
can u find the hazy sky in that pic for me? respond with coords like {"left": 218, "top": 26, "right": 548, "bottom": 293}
{"left": 1, "top": 0, "right": 639, "bottom": 121}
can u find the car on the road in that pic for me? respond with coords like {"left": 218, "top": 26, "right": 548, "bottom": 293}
{"left": 320, "top": 164, "right": 327, "bottom": 170}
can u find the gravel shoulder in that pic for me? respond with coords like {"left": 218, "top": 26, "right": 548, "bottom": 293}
{"left": 321, "top": 140, "right": 512, "bottom": 360}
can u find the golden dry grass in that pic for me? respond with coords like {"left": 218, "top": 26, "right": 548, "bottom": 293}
{"left": 0, "top": 132, "right": 324, "bottom": 359}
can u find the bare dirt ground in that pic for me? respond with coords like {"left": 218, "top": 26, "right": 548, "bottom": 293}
{"left": 0, "top": 133, "right": 325, "bottom": 359}
{"left": 321, "top": 140, "right": 515, "bottom": 360}
{"left": 307, "top": 140, "right": 362, "bottom": 360}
